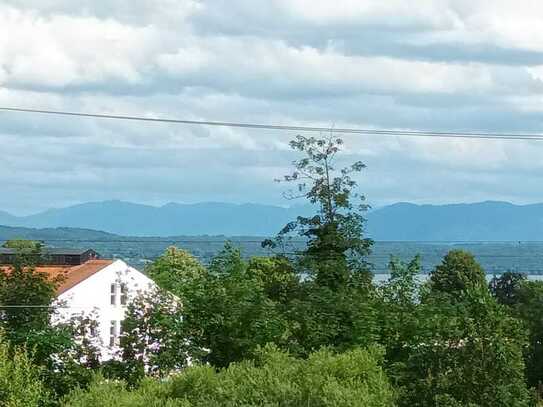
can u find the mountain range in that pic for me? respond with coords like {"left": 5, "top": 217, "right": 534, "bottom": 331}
{"left": 1, "top": 200, "right": 543, "bottom": 241}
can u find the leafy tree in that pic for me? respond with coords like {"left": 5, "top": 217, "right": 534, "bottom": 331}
{"left": 377, "top": 256, "right": 422, "bottom": 364}
{"left": 488, "top": 274, "right": 543, "bottom": 390}
{"left": 2, "top": 239, "right": 43, "bottom": 250}
{"left": 192, "top": 244, "right": 292, "bottom": 367}
{"left": 2, "top": 239, "right": 44, "bottom": 266}
{"left": 146, "top": 247, "right": 206, "bottom": 293}
{"left": 65, "top": 346, "right": 395, "bottom": 407}
{"left": 0, "top": 249, "right": 61, "bottom": 360}
{"left": 258, "top": 135, "right": 379, "bottom": 356}
{"left": 119, "top": 287, "right": 198, "bottom": 385}
{"left": 0, "top": 339, "right": 52, "bottom": 407}
{"left": 489, "top": 271, "right": 527, "bottom": 307}
{"left": 265, "top": 135, "right": 373, "bottom": 289}
{"left": 398, "top": 287, "right": 531, "bottom": 407}
{"left": 139, "top": 245, "right": 293, "bottom": 369}
{"left": 428, "top": 250, "right": 486, "bottom": 297}
{"left": 246, "top": 256, "right": 299, "bottom": 304}
{"left": 507, "top": 280, "right": 543, "bottom": 389}
{"left": 0, "top": 243, "right": 100, "bottom": 400}
{"left": 287, "top": 281, "right": 379, "bottom": 357}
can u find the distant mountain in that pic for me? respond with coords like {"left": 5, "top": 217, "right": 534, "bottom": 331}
{"left": 0, "top": 210, "right": 17, "bottom": 226}
{"left": 0, "top": 225, "right": 118, "bottom": 241}
{"left": 0, "top": 201, "right": 314, "bottom": 237}
{"left": 2, "top": 200, "right": 543, "bottom": 240}
{"left": 365, "top": 201, "right": 543, "bottom": 241}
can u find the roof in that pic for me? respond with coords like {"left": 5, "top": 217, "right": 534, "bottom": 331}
{"left": 0, "top": 259, "right": 114, "bottom": 295}
{"left": 0, "top": 248, "right": 96, "bottom": 255}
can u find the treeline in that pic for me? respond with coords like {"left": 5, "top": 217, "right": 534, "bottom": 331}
{"left": 1, "top": 136, "right": 543, "bottom": 406}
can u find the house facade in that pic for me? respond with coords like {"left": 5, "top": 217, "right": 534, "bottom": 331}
{"left": 1, "top": 250, "right": 157, "bottom": 360}
{"left": 53, "top": 258, "right": 157, "bottom": 359}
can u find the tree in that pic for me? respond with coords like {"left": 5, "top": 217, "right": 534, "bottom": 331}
{"left": 0, "top": 339, "right": 52, "bottom": 407}
{"left": 429, "top": 250, "right": 486, "bottom": 297}
{"left": 119, "top": 287, "right": 198, "bottom": 385}
{"left": 2, "top": 239, "right": 43, "bottom": 250}
{"left": 2, "top": 239, "right": 44, "bottom": 270}
{"left": 265, "top": 135, "right": 373, "bottom": 289}
{"left": 246, "top": 256, "right": 299, "bottom": 304}
{"left": 191, "top": 244, "right": 292, "bottom": 367}
{"left": 259, "top": 135, "right": 378, "bottom": 355}
{"left": 397, "top": 287, "right": 531, "bottom": 407}
{"left": 0, "top": 243, "right": 101, "bottom": 399}
{"left": 377, "top": 256, "right": 422, "bottom": 363}
{"left": 489, "top": 271, "right": 527, "bottom": 307}
{"left": 507, "top": 280, "right": 543, "bottom": 389}
{"left": 0, "top": 248, "right": 61, "bottom": 359}
{"left": 146, "top": 246, "right": 206, "bottom": 294}
{"left": 139, "top": 245, "right": 293, "bottom": 369}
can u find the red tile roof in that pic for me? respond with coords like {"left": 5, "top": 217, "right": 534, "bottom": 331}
{"left": 0, "top": 260, "right": 114, "bottom": 295}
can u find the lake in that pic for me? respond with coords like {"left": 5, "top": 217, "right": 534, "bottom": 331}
{"left": 373, "top": 273, "right": 543, "bottom": 284}
{"left": 368, "top": 241, "right": 543, "bottom": 275}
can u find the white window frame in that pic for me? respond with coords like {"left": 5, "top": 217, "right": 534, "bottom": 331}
{"left": 120, "top": 283, "right": 128, "bottom": 306}
{"left": 109, "top": 320, "right": 118, "bottom": 347}
{"left": 110, "top": 283, "right": 117, "bottom": 306}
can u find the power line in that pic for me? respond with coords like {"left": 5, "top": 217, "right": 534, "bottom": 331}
{"left": 4, "top": 238, "right": 543, "bottom": 243}
{"left": 2, "top": 107, "right": 543, "bottom": 141}
{"left": 0, "top": 305, "right": 96, "bottom": 309}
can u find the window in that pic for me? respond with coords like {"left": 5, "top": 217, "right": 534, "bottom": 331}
{"left": 109, "top": 320, "right": 118, "bottom": 347}
{"left": 120, "top": 283, "right": 128, "bottom": 305}
{"left": 110, "top": 283, "right": 117, "bottom": 305}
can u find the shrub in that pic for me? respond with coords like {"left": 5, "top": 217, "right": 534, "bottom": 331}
{"left": 0, "top": 339, "right": 51, "bottom": 407}
{"left": 64, "top": 346, "right": 394, "bottom": 407}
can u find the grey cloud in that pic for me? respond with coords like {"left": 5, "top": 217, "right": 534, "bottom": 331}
{"left": 2, "top": 1, "right": 543, "bottom": 214}
{"left": 188, "top": 2, "right": 543, "bottom": 66}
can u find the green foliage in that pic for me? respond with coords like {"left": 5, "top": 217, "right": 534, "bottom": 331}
{"left": 377, "top": 256, "right": 422, "bottom": 363}
{"left": 246, "top": 256, "right": 299, "bottom": 303}
{"left": 124, "top": 244, "right": 294, "bottom": 370}
{"left": 506, "top": 280, "right": 543, "bottom": 388}
{"left": 2, "top": 239, "right": 43, "bottom": 254}
{"left": 2, "top": 239, "right": 43, "bottom": 249}
{"left": 0, "top": 339, "right": 52, "bottom": 407}
{"left": 146, "top": 247, "right": 206, "bottom": 293}
{"left": 0, "top": 244, "right": 100, "bottom": 400}
{"left": 397, "top": 288, "right": 531, "bottom": 407}
{"left": 489, "top": 271, "right": 528, "bottom": 306}
{"left": 0, "top": 263, "right": 58, "bottom": 345}
{"left": 188, "top": 244, "right": 292, "bottom": 367}
{"left": 20, "top": 135, "right": 541, "bottom": 406}
{"left": 2, "top": 240, "right": 44, "bottom": 267}
{"left": 64, "top": 346, "right": 395, "bottom": 407}
{"left": 372, "top": 254, "right": 533, "bottom": 406}
{"left": 256, "top": 135, "right": 378, "bottom": 356}
{"left": 285, "top": 281, "right": 379, "bottom": 356}
{"left": 429, "top": 250, "right": 486, "bottom": 297}
{"left": 119, "top": 287, "right": 197, "bottom": 385}
{"left": 265, "top": 135, "right": 372, "bottom": 290}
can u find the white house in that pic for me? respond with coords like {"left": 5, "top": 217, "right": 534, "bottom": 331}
{"left": 0, "top": 249, "right": 158, "bottom": 360}
{"left": 53, "top": 258, "right": 158, "bottom": 359}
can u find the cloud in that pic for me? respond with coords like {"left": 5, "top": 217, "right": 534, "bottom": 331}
{"left": 2, "top": 0, "right": 543, "bottom": 215}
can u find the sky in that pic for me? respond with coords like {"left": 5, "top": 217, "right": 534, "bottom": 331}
{"left": 2, "top": 0, "right": 543, "bottom": 215}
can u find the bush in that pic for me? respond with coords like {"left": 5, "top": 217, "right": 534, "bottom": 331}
{"left": 64, "top": 346, "right": 394, "bottom": 407}
{"left": 0, "top": 339, "right": 51, "bottom": 407}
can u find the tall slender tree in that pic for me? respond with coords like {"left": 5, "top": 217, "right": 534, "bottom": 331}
{"left": 265, "top": 135, "right": 373, "bottom": 289}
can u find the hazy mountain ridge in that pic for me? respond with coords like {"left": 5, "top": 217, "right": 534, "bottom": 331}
{"left": 0, "top": 201, "right": 314, "bottom": 237}
{"left": 366, "top": 201, "right": 543, "bottom": 241}
{"left": 2, "top": 200, "right": 543, "bottom": 240}
{"left": 0, "top": 225, "right": 119, "bottom": 241}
